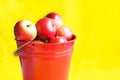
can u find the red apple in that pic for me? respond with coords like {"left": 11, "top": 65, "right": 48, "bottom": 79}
{"left": 36, "top": 17, "right": 56, "bottom": 40}
{"left": 14, "top": 20, "right": 37, "bottom": 41}
{"left": 56, "top": 26, "right": 73, "bottom": 40}
{"left": 46, "top": 12, "right": 63, "bottom": 28}
{"left": 49, "top": 36, "right": 67, "bottom": 43}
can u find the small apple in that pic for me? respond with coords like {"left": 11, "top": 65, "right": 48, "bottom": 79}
{"left": 49, "top": 36, "right": 67, "bottom": 43}
{"left": 36, "top": 17, "right": 56, "bottom": 40}
{"left": 56, "top": 26, "right": 73, "bottom": 40}
{"left": 14, "top": 20, "right": 37, "bottom": 41}
{"left": 46, "top": 12, "right": 63, "bottom": 28}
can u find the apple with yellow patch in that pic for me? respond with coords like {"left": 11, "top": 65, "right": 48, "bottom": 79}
{"left": 14, "top": 20, "right": 37, "bottom": 41}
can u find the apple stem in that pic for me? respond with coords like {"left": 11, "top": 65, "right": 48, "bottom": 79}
{"left": 26, "top": 24, "right": 31, "bottom": 28}
{"left": 13, "top": 41, "right": 31, "bottom": 56}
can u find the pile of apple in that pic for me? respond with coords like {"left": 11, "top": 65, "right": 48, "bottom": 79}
{"left": 14, "top": 12, "right": 74, "bottom": 43}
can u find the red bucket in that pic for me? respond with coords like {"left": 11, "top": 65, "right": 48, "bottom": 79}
{"left": 16, "top": 35, "right": 76, "bottom": 80}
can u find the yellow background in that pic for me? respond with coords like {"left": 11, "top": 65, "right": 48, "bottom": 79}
{"left": 0, "top": 0, "right": 120, "bottom": 80}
